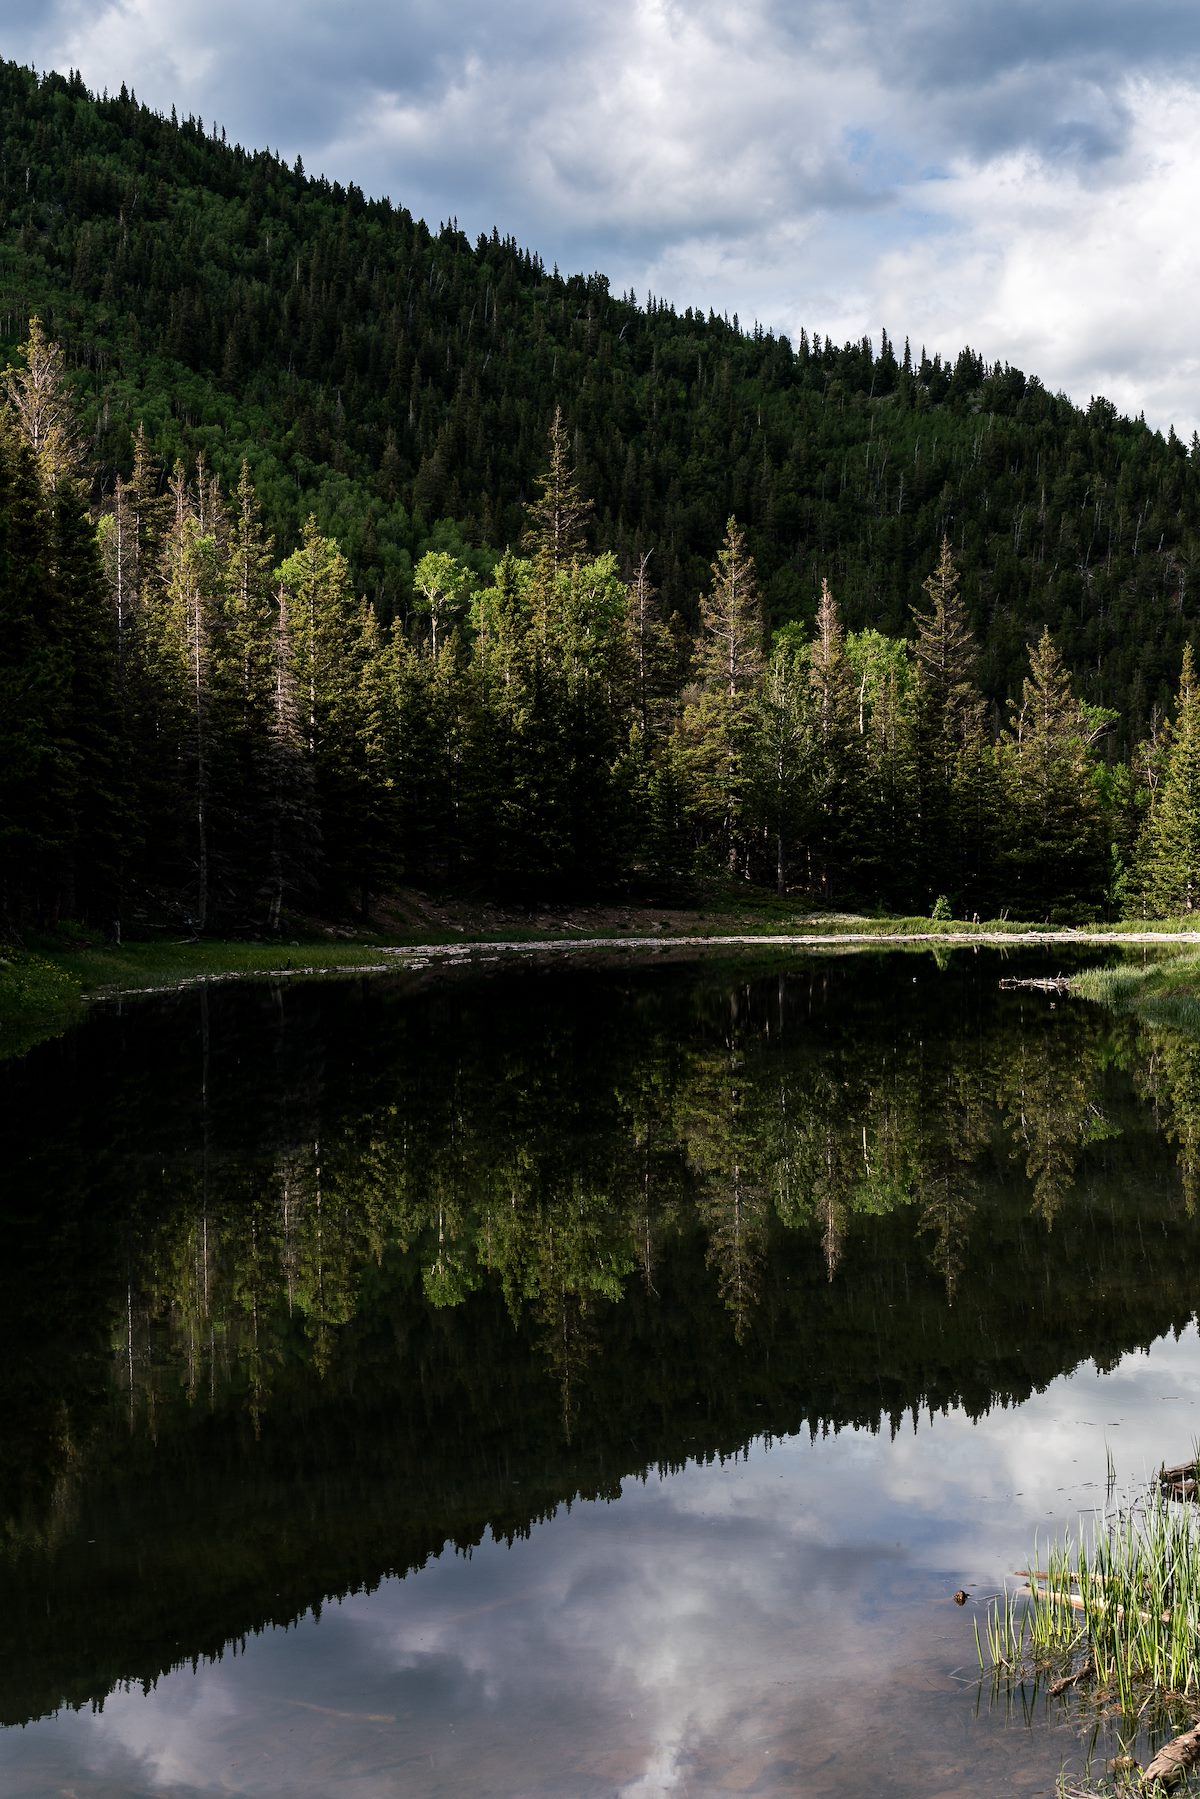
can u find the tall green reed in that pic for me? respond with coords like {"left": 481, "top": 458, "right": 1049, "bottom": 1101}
{"left": 984, "top": 1485, "right": 1200, "bottom": 1715}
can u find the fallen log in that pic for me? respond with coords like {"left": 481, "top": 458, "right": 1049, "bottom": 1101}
{"left": 1020, "top": 1581, "right": 1169, "bottom": 1627}
{"left": 1142, "top": 1720, "right": 1200, "bottom": 1790}
{"left": 1159, "top": 1461, "right": 1199, "bottom": 1501}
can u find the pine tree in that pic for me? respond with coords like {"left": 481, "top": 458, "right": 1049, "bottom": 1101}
{"left": 161, "top": 509, "right": 224, "bottom": 931}
{"left": 0, "top": 417, "right": 68, "bottom": 923}
{"left": 222, "top": 462, "right": 278, "bottom": 915}
{"left": 1135, "top": 644, "right": 1200, "bottom": 914}
{"left": 264, "top": 580, "right": 318, "bottom": 929}
{"left": 1000, "top": 628, "right": 1108, "bottom": 918}
{"left": 747, "top": 636, "right": 809, "bottom": 895}
{"left": 524, "top": 405, "right": 592, "bottom": 598}
{"left": 803, "top": 579, "right": 862, "bottom": 897}
{"left": 2, "top": 317, "right": 82, "bottom": 495}
{"left": 691, "top": 517, "right": 765, "bottom": 700}
{"left": 225, "top": 462, "right": 275, "bottom": 717}
{"left": 98, "top": 428, "right": 173, "bottom": 916}
{"left": 681, "top": 517, "right": 766, "bottom": 875}
{"left": 277, "top": 517, "right": 371, "bottom": 908}
{"left": 624, "top": 551, "right": 676, "bottom": 744}
{"left": 860, "top": 660, "right": 917, "bottom": 906}
{"left": 98, "top": 478, "right": 137, "bottom": 703}
{"left": 48, "top": 484, "right": 127, "bottom": 925}
{"left": 909, "top": 538, "right": 988, "bottom": 908}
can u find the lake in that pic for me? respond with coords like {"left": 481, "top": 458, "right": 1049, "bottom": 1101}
{"left": 3, "top": 945, "right": 1200, "bottom": 1797}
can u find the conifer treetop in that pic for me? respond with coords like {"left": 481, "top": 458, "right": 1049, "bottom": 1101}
{"left": 2, "top": 316, "right": 82, "bottom": 495}
{"left": 525, "top": 405, "right": 593, "bottom": 579}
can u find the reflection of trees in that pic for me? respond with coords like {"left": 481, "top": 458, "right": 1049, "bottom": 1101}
{"left": 996, "top": 1016, "right": 1115, "bottom": 1225}
{"left": 763, "top": 1034, "right": 922, "bottom": 1284}
{"left": 913, "top": 1064, "right": 990, "bottom": 1301}
{"left": 916, "top": 1171, "right": 974, "bottom": 1303}
{"left": 677, "top": 994, "right": 768, "bottom": 1339}
{"left": 1136, "top": 1028, "right": 1200, "bottom": 1214}
{"left": 94, "top": 965, "right": 1139, "bottom": 1404}
{"left": 12, "top": 955, "right": 1200, "bottom": 1727}
{"left": 769, "top": 1098, "right": 857, "bottom": 1282}
{"left": 6, "top": 955, "right": 1168, "bottom": 1526}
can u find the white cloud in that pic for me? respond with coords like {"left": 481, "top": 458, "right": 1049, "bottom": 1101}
{"left": 829, "top": 78, "right": 1200, "bottom": 435}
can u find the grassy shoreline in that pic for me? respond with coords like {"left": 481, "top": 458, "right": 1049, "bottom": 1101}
{"left": 5, "top": 903, "right": 1200, "bottom": 1062}
{"left": 1071, "top": 955, "right": 1200, "bottom": 1033}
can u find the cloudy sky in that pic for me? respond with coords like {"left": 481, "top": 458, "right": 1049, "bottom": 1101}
{"left": 7, "top": 1, "right": 1200, "bottom": 434}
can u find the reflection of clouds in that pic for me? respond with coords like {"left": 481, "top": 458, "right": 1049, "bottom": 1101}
{"left": 7, "top": 1326, "right": 1200, "bottom": 1795}
{"left": 19, "top": 1675, "right": 244, "bottom": 1796}
{"left": 101, "top": 1679, "right": 240, "bottom": 1786}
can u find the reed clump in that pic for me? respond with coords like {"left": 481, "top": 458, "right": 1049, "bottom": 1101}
{"left": 980, "top": 1487, "right": 1200, "bottom": 1716}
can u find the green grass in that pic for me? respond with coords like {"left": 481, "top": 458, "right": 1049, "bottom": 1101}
{"left": 0, "top": 950, "right": 84, "bottom": 1061}
{"left": 1072, "top": 957, "right": 1200, "bottom": 1033}
{"left": 0, "top": 934, "right": 422, "bottom": 1060}
{"left": 981, "top": 1484, "right": 1200, "bottom": 1718}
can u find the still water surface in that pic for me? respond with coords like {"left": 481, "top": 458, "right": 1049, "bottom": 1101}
{"left": 3, "top": 947, "right": 1200, "bottom": 1796}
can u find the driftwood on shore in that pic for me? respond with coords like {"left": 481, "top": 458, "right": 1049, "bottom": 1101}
{"left": 1159, "top": 1461, "right": 1200, "bottom": 1502}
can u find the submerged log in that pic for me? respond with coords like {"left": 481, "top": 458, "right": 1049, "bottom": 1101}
{"left": 999, "top": 976, "right": 1073, "bottom": 992}
{"left": 1142, "top": 1720, "right": 1200, "bottom": 1790}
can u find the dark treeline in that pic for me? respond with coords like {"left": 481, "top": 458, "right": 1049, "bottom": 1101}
{"left": 4, "top": 319, "right": 1200, "bottom": 928}
{"left": 4, "top": 59, "right": 1200, "bottom": 742}
{"left": 2, "top": 955, "right": 1199, "bottom": 1723}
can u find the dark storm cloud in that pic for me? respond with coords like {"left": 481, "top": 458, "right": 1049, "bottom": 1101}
{"left": 880, "top": 0, "right": 1200, "bottom": 91}
{"left": 776, "top": 0, "right": 1200, "bottom": 164}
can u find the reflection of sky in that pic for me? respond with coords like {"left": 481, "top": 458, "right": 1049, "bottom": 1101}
{"left": 6, "top": 1332, "right": 1200, "bottom": 1797}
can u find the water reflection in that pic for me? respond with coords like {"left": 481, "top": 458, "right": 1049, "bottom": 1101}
{"left": 2, "top": 947, "right": 1200, "bottom": 1794}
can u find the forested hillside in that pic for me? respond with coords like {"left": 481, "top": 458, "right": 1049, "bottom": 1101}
{"left": 3, "top": 60, "right": 1200, "bottom": 732}
{"left": 5, "top": 62, "right": 1200, "bottom": 932}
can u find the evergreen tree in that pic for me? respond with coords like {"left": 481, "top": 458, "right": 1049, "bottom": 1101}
{"left": 264, "top": 579, "right": 319, "bottom": 928}
{"left": 909, "top": 538, "right": 989, "bottom": 909}
{"left": 0, "top": 418, "right": 68, "bottom": 924}
{"left": 524, "top": 406, "right": 593, "bottom": 597}
{"left": 1134, "top": 644, "right": 1200, "bottom": 914}
{"left": 1000, "top": 629, "right": 1108, "bottom": 918}
{"left": 681, "top": 517, "right": 765, "bottom": 875}
{"left": 158, "top": 505, "right": 224, "bottom": 930}
{"left": 222, "top": 462, "right": 277, "bottom": 912}
{"left": 1, "top": 317, "right": 82, "bottom": 495}
{"left": 48, "top": 484, "right": 127, "bottom": 925}
{"left": 802, "top": 579, "right": 862, "bottom": 897}
{"left": 276, "top": 518, "right": 372, "bottom": 909}
{"left": 623, "top": 551, "right": 676, "bottom": 745}
{"left": 747, "top": 636, "right": 809, "bottom": 895}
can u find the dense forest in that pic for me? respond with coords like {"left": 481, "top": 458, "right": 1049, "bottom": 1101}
{"left": 3, "top": 956, "right": 1200, "bottom": 1723}
{"left": 5, "top": 60, "right": 1200, "bottom": 926}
